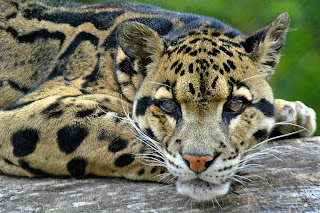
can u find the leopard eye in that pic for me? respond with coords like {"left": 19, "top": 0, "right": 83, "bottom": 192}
{"left": 225, "top": 98, "right": 245, "bottom": 113}
{"left": 158, "top": 99, "right": 180, "bottom": 113}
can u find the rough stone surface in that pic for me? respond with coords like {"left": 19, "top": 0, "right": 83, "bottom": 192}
{"left": 1, "top": 137, "right": 319, "bottom": 212}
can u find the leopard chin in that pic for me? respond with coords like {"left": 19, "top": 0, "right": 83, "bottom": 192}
{"left": 176, "top": 179, "right": 230, "bottom": 201}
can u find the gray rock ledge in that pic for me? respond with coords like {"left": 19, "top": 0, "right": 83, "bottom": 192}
{"left": 1, "top": 137, "right": 319, "bottom": 212}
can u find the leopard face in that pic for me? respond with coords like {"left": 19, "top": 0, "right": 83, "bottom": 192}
{"left": 118, "top": 13, "right": 289, "bottom": 200}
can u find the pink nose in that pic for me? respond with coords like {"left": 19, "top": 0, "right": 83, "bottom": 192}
{"left": 183, "top": 154, "right": 214, "bottom": 173}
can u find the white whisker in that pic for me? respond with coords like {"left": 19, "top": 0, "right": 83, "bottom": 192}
{"left": 235, "top": 126, "right": 308, "bottom": 191}
{"left": 144, "top": 81, "right": 172, "bottom": 88}
{"left": 213, "top": 198, "right": 222, "bottom": 210}
{"left": 274, "top": 122, "right": 309, "bottom": 133}
{"left": 245, "top": 174, "right": 268, "bottom": 181}
{"left": 152, "top": 173, "right": 172, "bottom": 182}
{"left": 164, "top": 176, "right": 177, "bottom": 184}
{"left": 233, "top": 174, "right": 253, "bottom": 182}
{"left": 135, "top": 154, "right": 165, "bottom": 164}
{"left": 242, "top": 129, "right": 305, "bottom": 155}
{"left": 239, "top": 73, "right": 268, "bottom": 83}
{"left": 229, "top": 177, "right": 248, "bottom": 187}
{"left": 185, "top": 198, "right": 192, "bottom": 208}
{"left": 103, "top": 99, "right": 169, "bottom": 178}
{"left": 211, "top": 199, "right": 215, "bottom": 209}
{"left": 136, "top": 157, "right": 166, "bottom": 165}
{"left": 136, "top": 150, "right": 165, "bottom": 159}
{"left": 135, "top": 156, "right": 166, "bottom": 166}
{"left": 237, "top": 163, "right": 264, "bottom": 171}
{"left": 121, "top": 108, "right": 163, "bottom": 153}
{"left": 98, "top": 105, "right": 126, "bottom": 121}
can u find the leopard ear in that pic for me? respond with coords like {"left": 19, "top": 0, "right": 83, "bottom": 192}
{"left": 242, "top": 13, "right": 290, "bottom": 81}
{"left": 117, "top": 21, "right": 165, "bottom": 77}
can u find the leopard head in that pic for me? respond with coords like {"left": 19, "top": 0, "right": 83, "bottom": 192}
{"left": 117, "top": 13, "right": 290, "bottom": 201}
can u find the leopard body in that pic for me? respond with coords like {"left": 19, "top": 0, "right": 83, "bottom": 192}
{"left": 0, "top": 0, "right": 316, "bottom": 201}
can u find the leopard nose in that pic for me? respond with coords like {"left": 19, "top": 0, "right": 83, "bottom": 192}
{"left": 183, "top": 154, "right": 215, "bottom": 173}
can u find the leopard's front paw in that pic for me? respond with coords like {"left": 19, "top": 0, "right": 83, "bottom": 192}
{"left": 275, "top": 99, "right": 316, "bottom": 137}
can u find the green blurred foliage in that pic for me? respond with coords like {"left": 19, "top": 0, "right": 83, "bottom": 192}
{"left": 52, "top": 0, "right": 320, "bottom": 135}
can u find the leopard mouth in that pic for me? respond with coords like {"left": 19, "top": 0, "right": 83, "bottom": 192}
{"left": 176, "top": 179, "right": 230, "bottom": 201}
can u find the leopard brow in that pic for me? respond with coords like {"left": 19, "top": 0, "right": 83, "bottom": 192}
{"left": 232, "top": 86, "right": 253, "bottom": 101}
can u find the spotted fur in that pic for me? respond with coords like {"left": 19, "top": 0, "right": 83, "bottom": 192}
{"left": 0, "top": 0, "right": 316, "bottom": 201}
